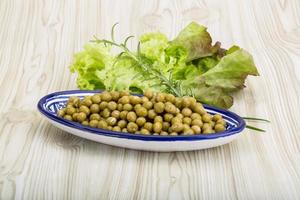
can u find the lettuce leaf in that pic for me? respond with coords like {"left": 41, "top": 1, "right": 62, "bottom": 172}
{"left": 171, "top": 22, "right": 220, "bottom": 62}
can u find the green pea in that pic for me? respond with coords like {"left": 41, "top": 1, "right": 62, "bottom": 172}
{"left": 127, "top": 122, "right": 138, "bottom": 133}
{"left": 136, "top": 117, "right": 146, "bottom": 127}
{"left": 144, "top": 89, "right": 153, "bottom": 99}
{"left": 165, "top": 94, "right": 175, "bottom": 103}
{"left": 136, "top": 107, "right": 148, "bottom": 117}
{"left": 153, "top": 122, "right": 162, "bottom": 133}
{"left": 64, "top": 115, "right": 73, "bottom": 121}
{"left": 202, "top": 113, "right": 211, "bottom": 123}
{"left": 143, "top": 101, "right": 153, "bottom": 109}
{"left": 120, "top": 90, "right": 130, "bottom": 97}
{"left": 193, "top": 103, "right": 206, "bottom": 115}
{"left": 191, "top": 125, "right": 201, "bottom": 134}
{"left": 107, "top": 101, "right": 117, "bottom": 111}
{"left": 170, "top": 123, "right": 183, "bottom": 132}
{"left": 127, "top": 111, "right": 137, "bottom": 122}
{"left": 192, "top": 119, "right": 203, "bottom": 127}
{"left": 81, "top": 98, "right": 92, "bottom": 107}
{"left": 140, "top": 128, "right": 150, "bottom": 135}
{"left": 99, "top": 101, "right": 108, "bottom": 110}
{"left": 76, "top": 112, "right": 87, "bottom": 122}
{"left": 191, "top": 113, "right": 201, "bottom": 120}
{"left": 160, "top": 131, "right": 168, "bottom": 136}
{"left": 111, "top": 110, "right": 120, "bottom": 119}
{"left": 117, "top": 120, "right": 127, "bottom": 129}
{"left": 101, "top": 92, "right": 112, "bottom": 102}
{"left": 112, "top": 126, "right": 121, "bottom": 132}
{"left": 162, "top": 122, "right": 170, "bottom": 131}
{"left": 122, "top": 128, "right": 128, "bottom": 133}
{"left": 130, "top": 96, "right": 142, "bottom": 105}
{"left": 171, "top": 117, "right": 182, "bottom": 124}
{"left": 154, "top": 102, "right": 165, "bottom": 113}
{"left": 215, "top": 124, "right": 225, "bottom": 132}
{"left": 164, "top": 113, "right": 173, "bottom": 122}
{"left": 117, "top": 103, "right": 123, "bottom": 111}
{"left": 91, "top": 94, "right": 101, "bottom": 104}
{"left": 82, "top": 121, "right": 89, "bottom": 126}
{"left": 123, "top": 103, "right": 133, "bottom": 111}
{"left": 183, "top": 117, "right": 192, "bottom": 125}
{"left": 79, "top": 105, "right": 90, "bottom": 115}
{"left": 98, "top": 120, "right": 108, "bottom": 129}
{"left": 143, "top": 122, "right": 153, "bottom": 132}
{"left": 101, "top": 108, "right": 110, "bottom": 118}
{"left": 141, "top": 96, "right": 149, "bottom": 103}
{"left": 147, "top": 109, "right": 157, "bottom": 119}
{"left": 120, "top": 111, "right": 128, "bottom": 120}
{"left": 90, "top": 104, "right": 100, "bottom": 113}
{"left": 89, "top": 120, "right": 98, "bottom": 128}
{"left": 154, "top": 116, "right": 163, "bottom": 123}
{"left": 155, "top": 93, "right": 166, "bottom": 102}
{"left": 182, "top": 108, "right": 192, "bottom": 117}
{"left": 106, "top": 117, "right": 117, "bottom": 126}
{"left": 57, "top": 109, "right": 65, "bottom": 117}
{"left": 111, "top": 91, "right": 120, "bottom": 101}
{"left": 165, "top": 103, "right": 177, "bottom": 114}
{"left": 66, "top": 106, "right": 76, "bottom": 115}
{"left": 118, "top": 96, "right": 130, "bottom": 104}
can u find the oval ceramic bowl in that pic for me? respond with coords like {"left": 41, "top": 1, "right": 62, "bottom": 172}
{"left": 37, "top": 90, "right": 246, "bottom": 152}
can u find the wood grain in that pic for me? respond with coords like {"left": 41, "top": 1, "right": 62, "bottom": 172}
{"left": 0, "top": 0, "right": 300, "bottom": 199}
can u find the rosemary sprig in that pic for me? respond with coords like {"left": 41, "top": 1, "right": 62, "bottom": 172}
{"left": 91, "top": 23, "right": 182, "bottom": 97}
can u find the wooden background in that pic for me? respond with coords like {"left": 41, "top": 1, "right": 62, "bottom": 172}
{"left": 1, "top": 0, "right": 300, "bottom": 199}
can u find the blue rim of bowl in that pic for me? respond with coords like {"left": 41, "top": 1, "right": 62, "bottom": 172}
{"left": 37, "top": 90, "right": 246, "bottom": 141}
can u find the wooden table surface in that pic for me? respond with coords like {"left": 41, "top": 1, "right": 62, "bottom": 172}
{"left": 1, "top": 0, "right": 300, "bottom": 199}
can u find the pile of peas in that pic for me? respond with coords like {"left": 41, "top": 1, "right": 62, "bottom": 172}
{"left": 57, "top": 90, "right": 226, "bottom": 135}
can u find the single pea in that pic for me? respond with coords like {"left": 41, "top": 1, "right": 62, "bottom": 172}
{"left": 162, "top": 122, "right": 170, "bottom": 131}
{"left": 170, "top": 132, "right": 178, "bottom": 136}
{"left": 98, "top": 120, "right": 108, "bottom": 129}
{"left": 136, "top": 107, "right": 148, "bottom": 117}
{"left": 182, "top": 129, "right": 194, "bottom": 135}
{"left": 193, "top": 103, "right": 206, "bottom": 115}
{"left": 90, "top": 113, "right": 101, "bottom": 121}
{"left": 181, "top": 97, "right": 191, "bottom": 108}
{"left": 111, "top": 110, "right": 120, "bottom": 119}
{"left": 153, "top": 122, "right": 162, "bottom": 133}
{"left": 107, "top": 101, "right": 117, "bottom": 111}
{"left": 154, "top": 116, "right": 163, "bottom": 123}
{"left": 141, "top": 96, "right": 149, "bottom": 103}
{"left": 127, "top": 111, "right": 137, "bottom": 122}
{"left": 140, "top": 128, "right": 150, "bottom": 135}
{"left": 111, "top": 91, "right": 120, "bottom": 101}
{"left": 101, "top": 92, "right": 112, "bottom": 102}
{"left": 182, "top": 108, "right": 192, "bottom": 117}
{"left": 156, "top": 93, "right": 166, "bottom": 102}
{"left": 117, "top": 120, "right": 127, "bottom": 129}
{"left": 134, "top": 104, "right": 142, "bottom": 111}
{"left": 176, "top": 113, "right": 184, "bottom": 119}
{"left": 183, "top": 117, "right": 192, "bottom": 125}
{"left": 209, "top": 121, "right": 215, "bottom": 127}
{"left": 112, "top": 126, "right": 121, "bottom": 132}
{"left": 170, "top": 123, "right": 184, "bottom": 132}
{"left": 215, "top": 124, "right": 225, "bottom": 132}
{"left": 154, "top": 102, "right": 165, "bottom": 113}
{"left": 119, "top": 111, "right": 128, "bottom": 120}
{"left": 143, "top": 101, "right": 153, "bottom": 110}
{"left": 89, "top": 120, "right": 99, "bottom": 128}
{"left": 171, "top": 117, "right": 182, "bottom": 124}
{"left": 120, "top": 90, "right": 130, "bottom": 97}
{"left": 72, "top": 113, "right": 79, "bottom": 121}
{"left": 118, "top": 96, "right": 130, "bottom": 104}
{"left": 153, "top": 133, "right": 159, "bottom": 135}
{"left": 202, "top": 113, "right": 212, "bottom": 123}
{"left": 68, "top": 96, "right": 79, "bottom": 104}
{"left": 192, "top": 119, "right": 203, "bottom": 127}
{"left": 212, "top": 114, "right": 222, "bottom": 121}
{"left": 130, "top": 96, "right": 142, "bottom": 105}
{"left": 143, "top": 122, "right": 153, "bottom": 132}
{"left": 90, "top": 104, "right": 100, "bottom": 114}
{"left": 144, "top": 89, "right": 153, "bottom": 99}
{"left": 174, "top": 98, "right": 182, "bottom": 109}
{"left": 164, "top": 113, "right": 173, "bottom": 122}
{"left": 73, "top": 98, "right": 81, "bottom": 108}
{"left": 182, "top": 124, "right": 190, "bottom": 131}
{"left": 165, "top": 103, "right": 177, "bottom": 114}
{"left": 101, "top": 108, "right": 110, "bottom": 118}
{"left": 117, "top": 103, "right": 123, "bottom": 111}
{"left": 77, "top": 112, "right": 87, "bottom": 122}
{"left": 191, "top": 125, "right": 201, "bottom": 134}
{"left": 91, "top": 94, "right": 101, "bottom": 104}
{"left": 82, "top": 121, "right": 89, "bottom": 126}
{"left": 203, "top": 128, "right": 214, "bottom": 134}
{"left": 106, "top": 117, "right": 117, "bottom": 126}
{"left": 122, "top": 128, "right": 128, "bottom": 133}
{"left": 165, "top": 93, "right": 175, "bottom": 103}
{"left": 160, "top": 131, "right": 168, "bottom": 136}
{"left": 216, "top": 119, "right": 226, "bottom": 126}
{"left": 136, "top": 117, "right": 146, "bottom": 127}
{"left": 79, "top": 105, "right": 90, "bottom": 115}
{"left": 123, "top": 103, "right": 133, "bottom": 111}
{"left": 188, "top": 97, "right": 197, "bottom": 108}
{"left": 99, "top": 101, "right": 108, "bottom": 110}
{"left": 57, "top": 109, "right": 65, "bottom": 117}
{"left": 191, "top": 113, "right": 201, "bottom": 120}
{"left": 148, "top": 109, "right": 157, "bottom": 119}
{"left": 127, "top": 122, "right": 138, "bottom": 133}
{"left": 202, "top": 123, "right": 212, "bottom": 130}
{"left": 107, "top": 126, "right": 113, "bottom": 131}
{"left": 81, "top": 99, "right": 93, "bottom": 107}
{"left": 66, "top": 106, "right": 76, "bottom": 115}
{"left": 64, "top": 115, "right": 73, "bottom": 121}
